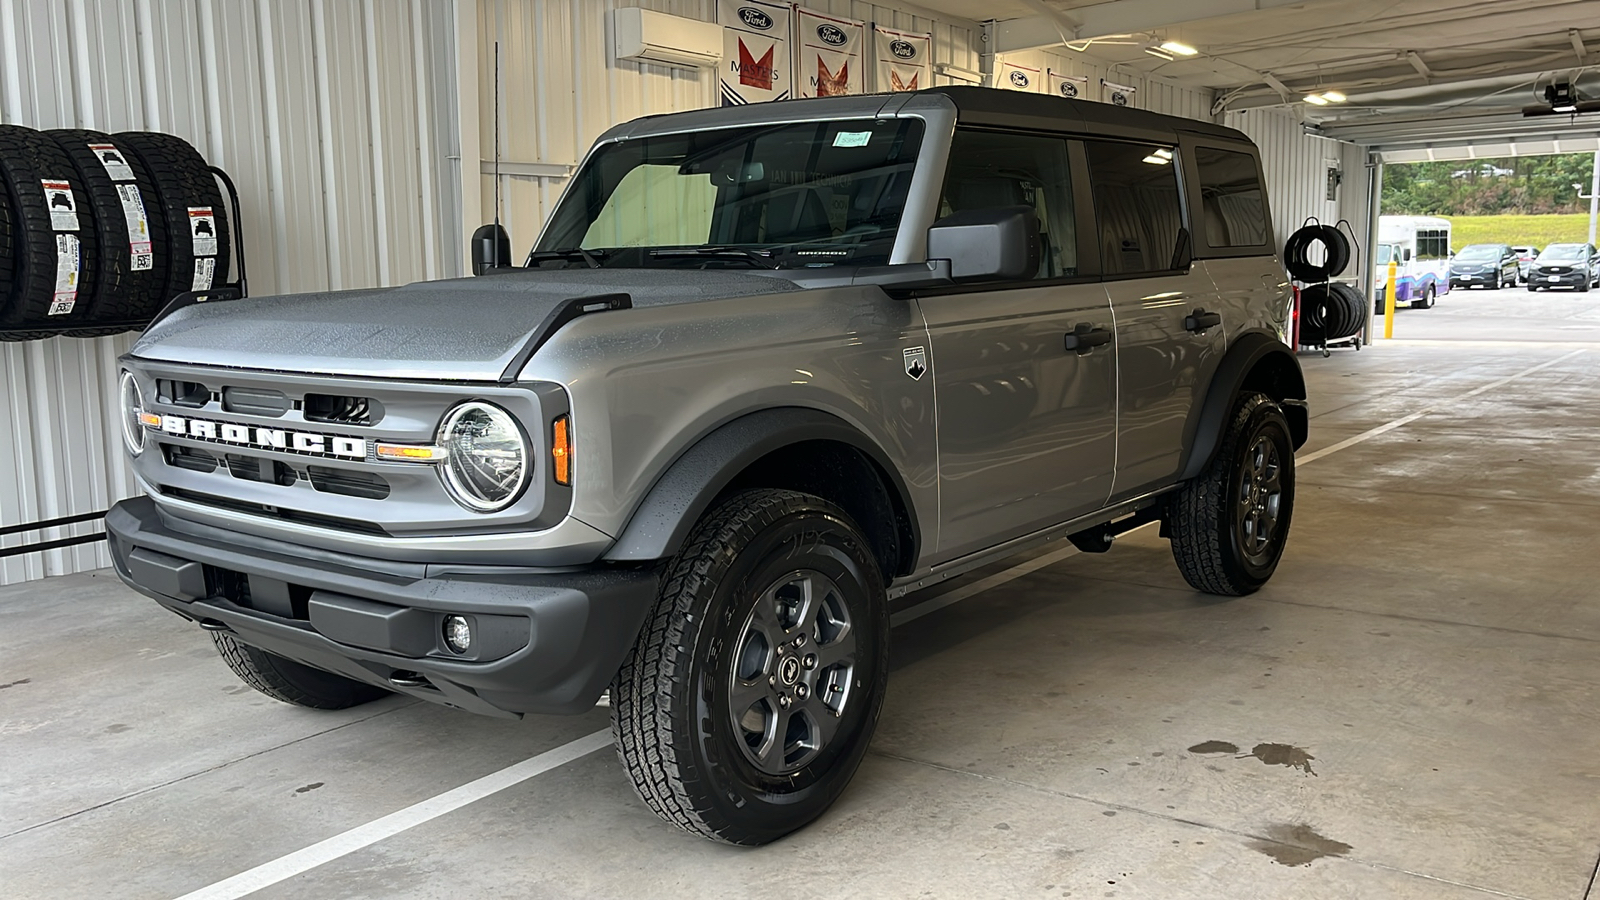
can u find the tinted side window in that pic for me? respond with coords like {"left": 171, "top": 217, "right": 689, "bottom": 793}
{"left": 1193, "top": 146, "right": 1266, "bottom": 248}
{"left": 1084, "top": 141, "right": 1184, "bottom": 275}
{"left": 940, "top": 129, "right": 1077, "bottom": 279}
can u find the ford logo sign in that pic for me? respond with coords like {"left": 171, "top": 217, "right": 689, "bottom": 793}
{"left": 1059, "top": 82, "right": 1078, "bottom": 98}
{"left": 1009, "top": 70, "right": 1030, "bottom": 87}
{"left": 738, "top": 7, "right": 773, "bottom": 29}
{"left": 1111, "top": 91, "right": 1128, "bottom": 107}
{"left": 890, "top": 39, "right": 916, "bottom": 59}
{"left": 817, "top": 24, "right": 847, "bottom": 46}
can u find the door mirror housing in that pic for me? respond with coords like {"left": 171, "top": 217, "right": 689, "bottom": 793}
{"left": 926, "top": 206, "right": 1040, "bottom": 283}
{"left": 1403, "top": 248, "right": 1413, "bottom": 261}
{"left": 470, "top": 223, "right": 513, "bottom": 276}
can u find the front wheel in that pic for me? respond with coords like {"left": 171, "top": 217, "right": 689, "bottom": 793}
{"left": 1168, "top": 393, "right": 1296, "bottom": 596}
{"left": 611, "top": 489, "right": 888, "bottom": 845}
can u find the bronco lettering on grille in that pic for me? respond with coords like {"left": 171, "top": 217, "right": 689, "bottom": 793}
{"left": 156, "top": 414, "right": 367, "bottom": 459}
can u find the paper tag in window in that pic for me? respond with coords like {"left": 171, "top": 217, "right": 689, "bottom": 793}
{"left": 188, "top": 207, "right": 219, "bottom": 256}
{"left": 42, "top": 180, "right": 80, "bottom": 231}
{"left": 51, "top": 234, "right": 81, "bottom": 315}
{"left": 832, "top": 131, "right": 872, "bottom": 147}
{"left": 87, "top": 143, "right": 136, "bottom": 181}
{"left": 192, "top": 256, "right": 216, "bottom": 291}
{"left": 117, "top": 184, "right": 154, "bottom": 271}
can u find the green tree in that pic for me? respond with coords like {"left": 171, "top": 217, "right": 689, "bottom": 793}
{"left": 1383, "top": 153, "right": 1598, "bottom": 216}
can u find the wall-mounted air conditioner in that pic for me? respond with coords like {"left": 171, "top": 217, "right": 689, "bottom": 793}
{"left": 613, "top": 8, "right": 723, "bottom": 70}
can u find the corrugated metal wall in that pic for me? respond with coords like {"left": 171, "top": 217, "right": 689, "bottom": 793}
{"left": 0, "top": 0, "right": 463, "bottom": 585}
{"left": 480, "top": 0, "right": 983, "bottom": 250}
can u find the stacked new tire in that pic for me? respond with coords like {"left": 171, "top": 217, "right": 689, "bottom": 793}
{"left": 1283, "top": 223, "right": 1363, "bottom": 346}
{"left": 0, "top": 126, "right": 230, "bottom": 341}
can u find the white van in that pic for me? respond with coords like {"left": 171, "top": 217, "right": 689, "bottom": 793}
{"left": 1375, "top": 215, "right": 1452, "bottom": 309}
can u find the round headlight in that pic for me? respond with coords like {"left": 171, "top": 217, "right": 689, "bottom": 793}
{"left": 119, "top": 371, "right": 146, "bottom": 456}
{"left": 438, "top": 401, "right": 528, "bottom": 512}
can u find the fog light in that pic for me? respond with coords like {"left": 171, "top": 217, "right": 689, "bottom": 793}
{"left": 442, "top": 615, "right": 472, "bottom": 654}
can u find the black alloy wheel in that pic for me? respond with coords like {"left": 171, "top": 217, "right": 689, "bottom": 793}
{"left": 1234, "top": 433, "right": 1286, "bottom": 571}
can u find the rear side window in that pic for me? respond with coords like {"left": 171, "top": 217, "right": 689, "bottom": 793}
{"left": 1193, "top": 146, "right": 1266, "bottom": 248}
{"left": 1416, "top": 229, "right": 1450, "bottom": 260}
{"left": 1084, "top": 141, "right": 1184, "bottom": 276}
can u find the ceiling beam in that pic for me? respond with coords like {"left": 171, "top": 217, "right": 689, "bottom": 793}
{"left": 1405, "top": 51, "right": 1432, "bottom": 82}
{"left": 990, "top": 0, "right": 1309, "bottom": 54}
{"left": 1573, "top": 29, "right": 1588, "bottom": 63}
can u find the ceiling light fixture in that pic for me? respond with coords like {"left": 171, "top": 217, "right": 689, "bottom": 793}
{"left": 1144, "top": 46, "right": 1175, "bottom": 61}
{"left": 1320, "top": 90, "right": 1347, "bottom": 103}
{"left": 1158, "top": 41, "right": 1198, "bottom": 56}
{"left": 1303, "top": 94, "right": 1330, "bottom": 106}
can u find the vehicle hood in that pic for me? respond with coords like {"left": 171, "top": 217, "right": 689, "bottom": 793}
{"left": 131, "top": 269, "right": 800, "bottom": 380}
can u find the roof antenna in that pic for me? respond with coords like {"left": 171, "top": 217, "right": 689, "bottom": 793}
{"left": 471, "top": 40, "right": 512, "bottom": 275}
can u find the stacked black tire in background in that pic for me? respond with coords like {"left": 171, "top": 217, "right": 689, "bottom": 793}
{"left": 1283, "top": 222, "right": 1363, "bottom": 348}
{"left": 0, "top": 126, "right": 230, "bottom": 342}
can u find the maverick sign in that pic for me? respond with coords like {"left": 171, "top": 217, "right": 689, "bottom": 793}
{"left": 718, "top": 0, "right": 792, "bottom": 105}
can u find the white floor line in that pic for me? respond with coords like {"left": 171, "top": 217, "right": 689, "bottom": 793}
{"left": 174, "top": 345, "right": 1588, "bottom": 900}
{"left": 172, "top": 730, "right": 613, "bottom": 900}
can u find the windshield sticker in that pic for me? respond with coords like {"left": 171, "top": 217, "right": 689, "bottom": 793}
{"left": 833, "top": 131, "right": 872, "bottom": 148}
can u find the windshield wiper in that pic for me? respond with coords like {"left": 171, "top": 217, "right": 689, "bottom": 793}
{"left": 526, "top": 247, "right": 605, "bottom": 269}
{"left": 648, "top": 247, "right": 781, "bottom": 269}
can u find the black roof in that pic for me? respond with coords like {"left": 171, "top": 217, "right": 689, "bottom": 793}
{"left": 919, "top": 85, "right": 1250, "bottom": 147}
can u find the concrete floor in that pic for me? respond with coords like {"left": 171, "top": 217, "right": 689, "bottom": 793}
{"left": 3, "top": 287, "right": 1599, "bottom": 899}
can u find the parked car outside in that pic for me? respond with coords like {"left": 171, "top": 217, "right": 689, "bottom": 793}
{"left": 1449, "top": 243, "right": 1518, "bottom": 290}
{"left": 1528, "top": 243, "right": 1600, "bottom": 292}
{"left": 1511, "top": 245, "right": 1540, "bottom": 284}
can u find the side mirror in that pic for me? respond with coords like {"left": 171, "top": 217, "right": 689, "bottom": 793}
{"left": 926, "top": 206, "right": 1040, "bottom": 283}
{"left": 470, "top": 223, "right": 513, "bottom": 276}
{"left": 1404, "top": 248, "right": 1413, "bottom": 261}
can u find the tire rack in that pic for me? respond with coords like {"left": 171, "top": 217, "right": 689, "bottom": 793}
{"left": 1293, "top": 217, "right": 1365, "bottom": 357}
{"left": 33, "top": 165, "right": 248, "bottom": 338}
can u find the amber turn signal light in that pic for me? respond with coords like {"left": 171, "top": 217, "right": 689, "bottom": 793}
{"left": 551, "top": 415, "right": 572, "bottom": 486}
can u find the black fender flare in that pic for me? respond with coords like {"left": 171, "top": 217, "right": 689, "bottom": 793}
{"left": 1178, "top": 331, "right": 1308, "bottom": 482}
{"left": 602, "top": 407, "right": 921, "bottom": 569}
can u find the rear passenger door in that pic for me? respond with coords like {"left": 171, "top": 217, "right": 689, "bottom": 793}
{"left": 1084, "top": 139, "right": 1225, "bottom": 500}
{"left": 920, "top": 129, "right": 1116, "bottom": 562}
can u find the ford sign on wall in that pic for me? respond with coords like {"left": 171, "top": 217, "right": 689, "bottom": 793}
{"left": 817, "top": 23, "right": 847, "bottom": 45}
{"left": 738, "top": 6, "right": 773, "bottom": 29}
{"left": 890, "top": 39, "right": 916, "bottom": 59}
{"left": 1009, "top": 70, "right": 1030, "bottom": 88}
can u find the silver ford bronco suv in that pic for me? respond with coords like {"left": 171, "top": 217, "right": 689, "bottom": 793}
{"left": 108, "top": 87, "right": 1307, "bottom": 845}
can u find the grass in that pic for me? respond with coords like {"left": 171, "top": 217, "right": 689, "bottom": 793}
{"left": 1444, "top": 214, "right": 1596, "bottom": 250}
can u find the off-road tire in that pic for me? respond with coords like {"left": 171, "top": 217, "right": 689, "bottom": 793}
{"left": 46, "top": 129, "right": 171, "bottom": 326}
{"left": 611, "top": 489, "right": 889, "bottom": 845}
{"left": 114, "top": 131, "right": 229, "bottom": 304}
{"left": 0, "top": 124, "right": 98, "bottom": 333}
{"left": 212, "top": 632, "right": 389, "bottom": 709}
{"left": 1169, "top": 392, "right": 1295, "bottom": 596}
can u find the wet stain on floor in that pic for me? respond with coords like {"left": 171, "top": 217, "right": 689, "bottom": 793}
{"left": 104, "top": 723, "right": 132, "bottom": 734}
{"left": 294, "top": 782, "right": 325, "bottom": 794}
{"left": 0, "top": 678, "right": 31, "bottom": 690}
{"left": 1250, "top": 743, "right": 1316, "bottom": 775}
{"left": 1187, "top": 740, "right": 1239, "bottom": 755}
{"left": 1249, "top": 823, "right": 1352, "bottom": 867}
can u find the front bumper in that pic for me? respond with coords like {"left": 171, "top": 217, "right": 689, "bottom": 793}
{"left": 107, "top": 497, "right": 660, "bottom": 717}
{"left": 1531, "top": 271, "right": 1590, "bottom": 287}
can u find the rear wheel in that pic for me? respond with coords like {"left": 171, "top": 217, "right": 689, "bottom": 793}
{"left": 1168, "top": 393, "right": 1296, "bottom": 596}
{"left": 1413, "top": 284, "right": 1435, "bottom": 309}
{"left": 611, "top": 489, "right": 888, "bottom": 845}
{"left": 212, "top": 633, "right": 390, "bottom": 709}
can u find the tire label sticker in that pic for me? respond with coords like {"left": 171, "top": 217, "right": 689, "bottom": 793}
{"left": 51, "top": 234, "right": 81, "bottom": 315}
{"left": 116, "top": 184, "right": 154, "bottom": 271}
{"left": 87, "top": 142, "right": 135, "bottom": 181}
{"left": 188, "top": 207, "right": 219, "bottom": 256}
{"left": 41, "top": 180, "right": 80, "bottom": 231}
{"left": 192, "top": 256, "right": 216, "bottom": 291}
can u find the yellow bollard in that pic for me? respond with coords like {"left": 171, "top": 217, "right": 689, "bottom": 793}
{"left": 1384, "top": 259, "right": 1398, "bottom": 340}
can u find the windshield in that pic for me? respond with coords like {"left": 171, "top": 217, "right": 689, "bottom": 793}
{"left": 536, "top": 119, "right": 925, "bottom": 268}
{"left": 1375, "top": 244, "right": 1400, "bottom": 265}
{"left": 1540, "top": 244, "right": 1589, "bottom": 261}
{"left": 1455, "top": 245, "right": 1501, "bottom": 261}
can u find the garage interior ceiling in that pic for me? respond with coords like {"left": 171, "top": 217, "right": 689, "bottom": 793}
{"left": 926, "top": 0, "right": 1600, "bottom": 158}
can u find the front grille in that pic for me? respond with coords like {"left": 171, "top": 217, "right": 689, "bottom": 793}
{"left": 224, "top": 454, "right": 298, "bottom": 486}
{"left": 160, "top": 486, "right": 390, "bottom": 535}
{"left": 158, "top": 379, "right": 210, "bottom": 407}
{"left": 162, "top": 444, "right": 219, "bottom": 473}
{"left": 304, "top": 393, "right": 384, "bottom": 427}
{"left": 222, "top": 386, "right": 290, "bottom": 417}
{"left": 307, "top": 465, "right": 391, "bottom": 500}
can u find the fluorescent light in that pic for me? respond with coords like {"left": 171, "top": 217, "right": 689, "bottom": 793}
{"left": 1144, "top": 47, "right": 1174, "bottom": 61}
{"left": 1154, "top": 148, "right": 1173, "bottom": 159}
{"left": 1159, "top": 41, "right": 1198, "bottom": 56}
{"left": 1142, "top": 155, "right": 1170, "bottom": 165}
{"left": 1303, "top": 94, "right": 1330, "bottom": 106}
{"left": 1320, "top": 90, "right": 1347, "bottom": 103}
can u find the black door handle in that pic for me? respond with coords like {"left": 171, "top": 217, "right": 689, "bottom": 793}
{"left": 1185, "top": 309, "right": 1222, "bottom": 333}
{"left": 1063, "top": 323, "right": 1112, "bottom": 354}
